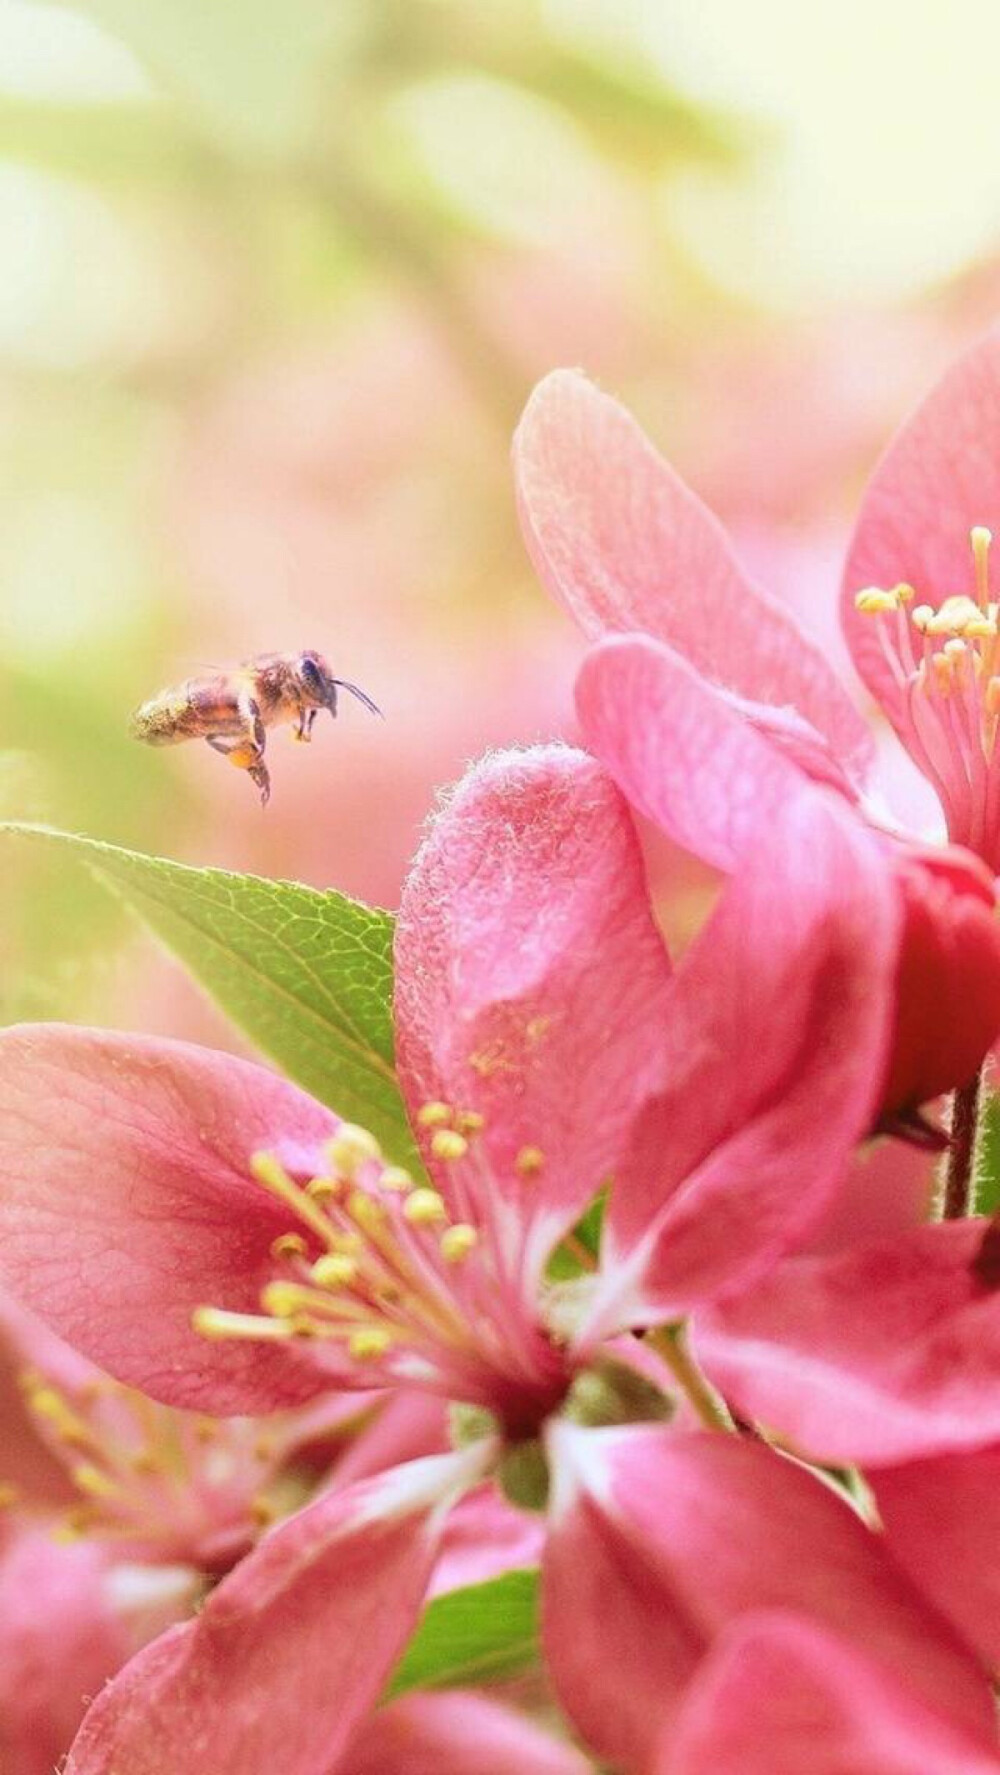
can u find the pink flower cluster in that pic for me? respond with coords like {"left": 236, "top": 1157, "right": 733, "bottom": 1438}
{"left": 6, "top": 328, "right": 1000, "bottom": 1769}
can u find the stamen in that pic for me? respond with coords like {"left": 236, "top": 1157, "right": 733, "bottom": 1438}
{"left": 440, "top": 1224, "right": 478, "bottom": 1263}
{"left": 379, "top": 1165, "right": 414, "bottom": 1192}
{"left": 417, "top": 1101, "right": 453, "bottom": 1127}
{"left": 327, "top": 1124, "right": 382, "bottom": 1178}
{"left": 403, "top": 1188, "right": 448, "bottom": 1225}
{"left": 348, "top": 1328, "right": 393, "bottom": 1360}
{"left": 431, "top": 1129, "right": 468, "bottom": 1161}
{"left": 515, "top": 1145, "right": 545, "bottom": 1179}
{"left": 192, "top": 1306, "right": 297, "bottom": 1341}
{"left": 973, "top": 526, "right": 993, "bottom": 609}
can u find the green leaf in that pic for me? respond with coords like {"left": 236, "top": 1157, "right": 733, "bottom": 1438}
{"left": 0, "top": 823, "right": 418, "bottom": 1168}
{"left": 386, "top": 1568, "right": 540, "bottom": 1697}
{"left": 548, "top": 1185, "right": 607, "bottom": 1280}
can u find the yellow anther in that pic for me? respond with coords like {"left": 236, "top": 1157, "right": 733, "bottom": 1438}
{"left": 71, "top": 1463, "right": 119, "bottom": 1500}
{"left": 305, "top": 1176, "right": 340, "bottom": 1202}
{"left": 944, "top": 638, "right": 968, "bottom": 659}
{"left": 431, "top": 1129, "right": 468, "bottom": 1162}
{"left": 194, "top": 1417, "right": 219, "bottom": 1443}
{"left": 348, "top": 1327, "right": 393, "bottom": 1360}
{"left": 379, "top": 1165, "right": 414, "bottom": 1192}
{"left": 893, "top": 582, "right": 915, "bottom": 603}
{"left": 290, "top": 1314, "right": 320, "bottom": 1339}
{"left": 926, "top": 595, "right": 981, "bottom": 636}
{"left": 260, "top": 1281, "right": 303, "bottom": 1318}
{"left": 455, "top": 1109, "right": 485, "bottom": 1135}
{"left": 330, "top": 1230, "right": 364, "bottom": 1256}
{"left": 327, "top": 1124, "right": 383, "bottom": 1178}
{"left": 417, "top": 1101, "right": 453, "bottom": 1127}
{"left": 403, "top": 1187, "right": 448, "bottom": 1226}
{"left": 911, "top": 604, "right": 935, "bottom": 631}
{"left": 854, "top": 587, "right": 901, "bottom": 615}
{"left": 348, "top": 1190, "right": 386, "bottom": 1231}
{"left": 440, "top": 1224, "right": 479, "bottom": 1263}
{"left": 515, "top": 1145, "right": 545, "bottom": 1179}
{"left": 311, "top": 1253, "right": 359, "bottom": 1289}
{"left": 250, "top": 1494, "right": 277, "bottom": 1527}
{"left": 271, "top": 1232, "right": 308, "bottom": 1261}
{"left": 966, "top": 617, "right": 998, "bottom": 639}
{"left": 26, "top": 1387, "right": 89, "bottom": 1445}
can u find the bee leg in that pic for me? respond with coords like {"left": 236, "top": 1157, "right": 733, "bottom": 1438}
{"left": 248, "top": 759, "right": 271, "bottom": 805}
{"left": 294, "top": 709, "right": 318, "bottom": 743}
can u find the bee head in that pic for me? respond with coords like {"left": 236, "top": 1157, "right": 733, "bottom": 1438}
{"left": 293, "top": 651, "right": 383, "bottom": 722}
{"left": 294, "top": 650, "right": 337, "bottom": 709}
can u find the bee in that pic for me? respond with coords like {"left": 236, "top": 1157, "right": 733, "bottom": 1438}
{"left": 130, "top": 650, "right": 382, "bottom": 805}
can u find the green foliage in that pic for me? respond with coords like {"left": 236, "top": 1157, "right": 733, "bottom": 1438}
{"left": 975, "top": 1087, "right": 1000, "bottom": 1216}
{"left": 0, "top": 824, "right": 418, "bottom": 1168}
{"left": 548, "top": 1186, "right": 607, "bottom": 1280}
{"left": 386, "top": 1568, "right": 540, "bottom": 1697}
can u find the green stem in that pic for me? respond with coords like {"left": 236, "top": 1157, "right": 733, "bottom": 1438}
{"left": 644, "top": 1325, "right": 730, "bottom": 1431}
{"left": 942, "top": 1067, "right": 983, "bottom": 1220}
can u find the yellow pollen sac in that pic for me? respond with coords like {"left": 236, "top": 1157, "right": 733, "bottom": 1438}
{"left": 403, "top": 1187, "right": 448, "bottom": 1226}
{"left": 271, "top": 1232, "right": 308, "bottom": 1260}
{"left": 327, "top": 1124, "right": 383, "bottom": 1178}
{"left": 305, "top": 1177, "right": 340, "bottom": 1203}
{"left": 379, "top": 1165, "right": 414, "bottom": 1193}
{"left": 440, "top": 1223, "right": 478, "bottom": 1263}
{"left": 26, "top": 1386, "right": 90, "bottom": 1446}
{"left": 417, "top": 1101, "right": 453, "bottom": 1128}
{"left": 455, "top": 1109, "right": 485, "bottom": 1135}
{"left": 348, "top": 1327, "right": 393, "bottom": 1361}
{"left": 925, "top": 595, "right": 982, "bottom": 637}
{"left": 431, "top": 1129, "right": 468, "bottom": 1162}
{"left": 911, "top": 604, "right": 935, "bottom": 631}
{"left": 71, "top": 1463, "right": 120, "bottom": 1501}
{"left": 311, "top": 1253, "right": 359, "bottom": 1288}
{"left": 854, "top": 586, "right": 903, "bottom": 615}
{"left": 515, "top": 1145, "right": 545, "bottom": 1179}
{"left": 260, "top": 1281, "right": 306, "bottom": 1318}
{"left": 348, "top": 1190, "right": 386, "bottom": 1232}
{"left": 944, "top": 638, "right": 968, "bottom": 660}
{"left": 250, "top": 1494, "right": 277, "bottom": 1527}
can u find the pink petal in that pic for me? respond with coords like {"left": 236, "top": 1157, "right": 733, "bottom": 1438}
{"left": 662, "top": 1612, "right": 1000, "bottom": 1775}
{"left": 805, "top": 1133, "right": 936, "bottom": 1256}
{"left": 0, "top": 1526, "right": 131, "bottom": 1775}
{"left": 694, "top": 1220, "right": 1000, "bottom": 1464}
{"left": 395, "top": 745, "right": 676, "bottom": 1282}
{"left": 873, "top": 1447, "right": 1000, "bottom": 1670}
{"left": 515, "top": 369, "right": 872, "bottom": 783}
{"left": 541, "top": 1423, "right": 993, "bottom": 1774}
{"left": 843, "top": 324, "right": 1000, "bottom": 730}
{"left": 429, "top": 1479, "right": 544, "bottom": 1596}
{"left": 573, "top": 646, "right": 897, "bottom": 1327}
{"left": 66, "top": 1445, "right": 487, "bottom": 1775}
{"left": 346, "top": 1692, "right": 590, "bottom": 1775}
{"left": 0, "top": 1024, "right": 340, "bottom": 1414}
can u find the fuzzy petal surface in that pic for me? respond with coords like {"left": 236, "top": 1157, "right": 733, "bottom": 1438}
{"left": 65, "top": 1445, "right": 487, "bottom": 1775}
{"left": 574, "top": 642, "right": 897, "bottom": 1327}
{"left": 396, "top": 745, "right": 676, "bottom": 1284}
{"left": 873, "top": 1447, "right": 1000, "bottom": 1669}
{"left": 0, "top": 1024, "right": 340, "bottom": 1413}
{"left": 694, "top": 1220, "right": 1000, "bottom": 1464}
{"left": 515, "top": 369, "right": 872, "bottom": 784}
{"left": 541, "top": 1423, "right": 991, "bottom": 1774}
{"left": 345, "top": 1692, "right": 590, "bottom": 1775}
{"left": 662, "top": 1611, "right": 1000, "bottom": 1775}
{"left": 0, "top": 1526, "right": 131, "bottom": 1775}
{"left": 843, "top": 324, "right": 1000, "bottom": 732}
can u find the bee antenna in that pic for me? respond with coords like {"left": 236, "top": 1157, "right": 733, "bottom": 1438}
{"left": 331, "top": 679, "right": 383, "bottom": 719}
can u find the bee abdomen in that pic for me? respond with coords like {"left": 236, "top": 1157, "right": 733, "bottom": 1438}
{"left": 129, "top": 691, "right": 202, "bottom": 746}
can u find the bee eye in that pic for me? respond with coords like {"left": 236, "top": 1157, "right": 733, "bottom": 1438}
{"left": 299, "top": 657, "right": 324, "bottom": 692}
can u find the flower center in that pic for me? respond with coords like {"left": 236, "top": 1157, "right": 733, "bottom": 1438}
{"left": 15, "top": 1368, "right": 298, "bottom": 1564}
{"left": 854, "top": 526, "right": 1000, "bottom": 859}
{"left": 194, "top": 1114, "right": 571, "bottom": 1425}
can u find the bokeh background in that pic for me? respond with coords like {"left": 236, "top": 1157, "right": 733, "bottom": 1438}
{"left": 6, "top": 0, "right": 1000, "bottom": 1046}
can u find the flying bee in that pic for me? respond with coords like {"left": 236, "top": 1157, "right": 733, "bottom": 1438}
{"left": 129, "top": 650, "right": 382, "bottom": 805}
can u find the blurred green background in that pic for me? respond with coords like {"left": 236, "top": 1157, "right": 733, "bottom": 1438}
{"left": 4, "top": 0, "right": 1000, "bottom": 1041}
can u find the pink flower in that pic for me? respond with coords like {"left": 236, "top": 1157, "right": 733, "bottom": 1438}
{"left": 513, "top": 355, "right": 1000, "bottom": 1123}
{"left": 0, "top": 744, "right": 894, "bottom": 1426}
